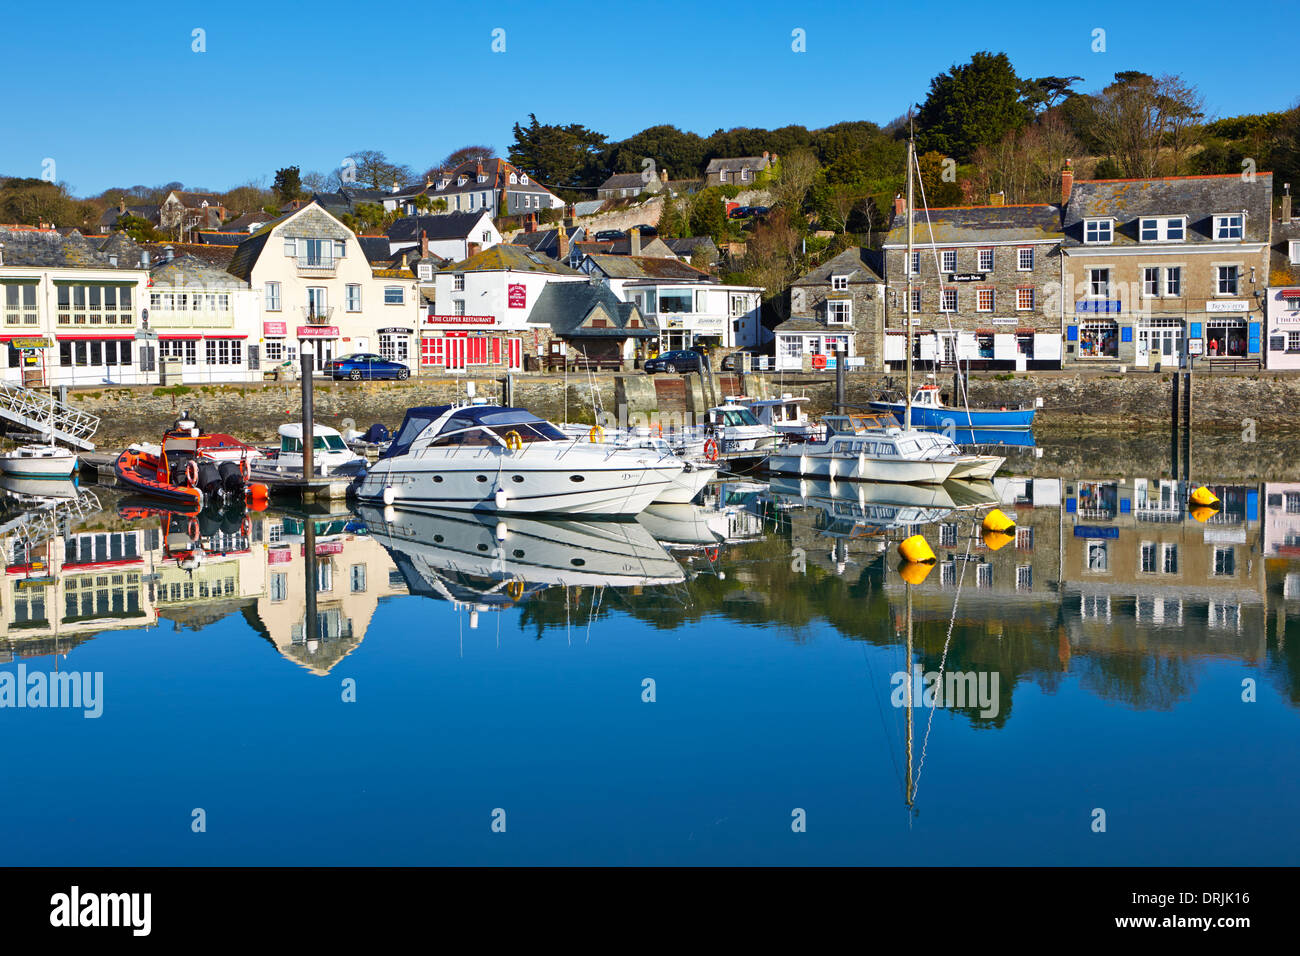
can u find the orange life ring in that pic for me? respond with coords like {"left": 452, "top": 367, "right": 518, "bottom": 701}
{"left": 187, "top": 518, "right": 199, "bottom": 540}
{"left": 184, "top": 460, "right": 199, "bottom": 487}
{"left": 811, "top": 354, "right": 827, "bottom": 369}
{"left": 240, "top": 516, "right": 251, "bottom": 538}
{"left": 703, "top": 438, "right": 719, "bottom": 461}
{"left": 705, "top": 546, "right": 719, "bottom": 562}
{"left": 239, "top": 457, "right": 251, "bottom": 481}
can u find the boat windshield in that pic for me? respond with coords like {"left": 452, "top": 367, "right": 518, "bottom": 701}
{"left": 721, "top": 409, "right": 759, "bottom": 427}
{"left": 282, "top": 435, "right": 348, "bottom": 453}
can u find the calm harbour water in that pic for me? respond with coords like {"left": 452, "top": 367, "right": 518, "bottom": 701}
{"left": 2, "top": 450, "right": 1298, "bottom": 866}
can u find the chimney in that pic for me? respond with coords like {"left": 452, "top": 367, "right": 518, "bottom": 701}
{"left": 420, "top": 228, "right": 429, "bottom": 259}
{"left": 118, "top": 197, "right": 126, "bottom": 214}
{"left": 141, "top": 250, "right": 150, "bottom": 268}
{"left": 0, "top": 243, "right": 4, "bottom": 267}
{"left": 893, "top": 194, "right": 905, "bottom": 217}
{"left": 526, "top": 213, "right": 536, "bottom": 233}
{"left": 989, "top": 192, "right": 1005, "bottom": 207}
{"left": 467, "top": 241, "right": 482, "bottom": 258}
{"left": 556, "top": 228, "right": 570, "bottom": 262}
{"left": 660, "top": 168, "right": 668, "bottom": 183}
{"left": 164, "top": 244, "right": 175, "bottom": 261}
{"left": 391, "top": 179, "right": 401, "bottom": 194}
{"left": 399, "top": 252, "right": 408, "bottom": 270}
{"left": 109, "top": 254, "right": 118, "bottom": 267}
{"left": 1061, "top": 158, "right": 1074, "bottom": 206}
{"left": 629, "top": 226, "right": 642, "bottom": 257}
{"left": 1282, "top": 183, "right": 1292, "bottom": 224}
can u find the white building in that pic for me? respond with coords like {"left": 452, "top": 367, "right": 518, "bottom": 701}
{"left": 385, "top": 211, "right": 500, "bottom": 262}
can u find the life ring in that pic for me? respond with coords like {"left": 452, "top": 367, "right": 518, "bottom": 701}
{"left": 811, "top": 354, "right": 827, "bottom": 369}
{"left": 705, "top": 546, "right": 720, "bottom": 562}
{"left": 240, "top": 516, "right": 251, "bottom": 538}
{"left": 654, "top": 421, "right": 663, "bottom": 435}
{"left": 703, "top": 438, "right": 719, "bottom": 461}
{"left": 239, "top": 457, "right": 251, "bottom": 481}
{"left": 503, "top": 429, "right": 523, "bottom": 451}
{"left": 506, "top": 579, "right": 525, "bottom": 601}
{"left": 187, "top": 518, "right": 199, "bottom": 541}
{"left": 588, "top": 425, "right": 605, "bottom": 444}
{"left": 184, "top": 460, "right": 199, "bottom": 488}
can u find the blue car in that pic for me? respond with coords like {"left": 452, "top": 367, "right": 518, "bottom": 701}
{"left": 324, "top": 353, "right": 411, "bottom": 381}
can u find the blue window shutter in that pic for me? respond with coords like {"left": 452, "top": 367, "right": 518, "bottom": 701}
{"left": 1246, "top": 489, "right": 1258, "bottom": 521}
{"left": 1066, "top": 497, "right": 1077, "bottom": 514}
{"left": 1067, "top": 325, "right": 1078, "bottom": 342}
{"left": 1248, "top": 321, "right": 1261, "bottom": 353}
{"left": 1190, "top": 321, "right": 1203, "bottom": 338}
{"left": 1120, "top": 498, "right": 1131, "bottom": 514}
{"left": 1121, "top": 326, "right": 1133, "bottom": 343}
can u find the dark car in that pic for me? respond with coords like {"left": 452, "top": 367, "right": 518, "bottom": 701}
{"left": 748, "top": 205, "right": 770, "bottom": 219}
{"left": 727, "top": 206, "right": 751, "bottom": 220}
{"left": 594, "top": 229, "right": 626, "bottom": 241}
{"left": 324, "top": 353, "right": 410, "bottom": 381}
{"left": 643, "top": 349, "right": 704, "bottom": 374}
{"left": 631, "top": 224, "right": 658, "bottom": 237}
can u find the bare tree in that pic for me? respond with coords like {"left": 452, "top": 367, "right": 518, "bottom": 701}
{"left": 770, "top": 149, "right": 819, "bottom": 211}
{"left": 1087, "top": 73, "right": 1206, "bottom": 178}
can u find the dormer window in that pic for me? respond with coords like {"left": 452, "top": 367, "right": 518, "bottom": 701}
{"left": 831, "top": 274, "right": 848, "bottom": 291}
{"left": 1139, "top": 216, "right": 1185, "bottom": 242}
{"left": 457, "top": 176, "right": 467, "bottom": 187}
{"left": 476, "top": 174, "right": 487, "bottom": 183}
{"left": 520, "top": 175, "right": 529, "bottom": 185}
{"left": 1213, "top": 213, "right": 1244, "bottom": 240}
{"left": 1083, "top": 219, "right": 1113, "bottom": 244}
{"left": 509, "top": 173, "right": 518, "bottom": 184}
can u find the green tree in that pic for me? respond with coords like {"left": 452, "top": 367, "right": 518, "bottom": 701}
{"left": 917, "top": 150, "right": 966, "bottom": 207}
{"left": 657, "top": 197, "right": 689, "bottom": 239}
{"left": 508, "top": 113, "right": 607, "bottom": 188}
{"left": 115, "top": 213, "right": 162, "bottom": 243}
{"left": 272, "top": 166, "right": 303, "bottom": 203}
{"left": 688, "top": 187, "right": 729, "bottom": 243}
{"left": 916, "top": 51, "right": 1030, "bottom": 162}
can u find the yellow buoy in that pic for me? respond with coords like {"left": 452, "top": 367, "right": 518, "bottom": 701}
{"left": 899, "top": 560, "right": 935, "bottom": 585}
{"left": 981, "top": 508, "right": 1015, "bottom": 532}
{"left": 982, "top": 528, "right": 1015, "bottom": 551}
{"left": 899, "top": 534, "right": 936, "bottom": 564}
{"left": 1190, "top": 486, "right": 1219, "bottom": 507}
{"left": 1189, "top": 504, "right": 1215, "bottom": 523}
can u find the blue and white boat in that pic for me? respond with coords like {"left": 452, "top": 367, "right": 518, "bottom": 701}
{"left": 869, "top": 384, "right": 1036, "bottom": 431}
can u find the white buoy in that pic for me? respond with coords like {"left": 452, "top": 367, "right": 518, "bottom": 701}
{"left": 382, "top": 485, "right": 395, "bottom": 505}
{"left": 496, "top": 520, "right": 508, "bottom": 541}
{"left": 494, "top": 487, "right": 508, "bottom": 510}
{"left": 469, "top": 609, "right": 479, "bottom": 629}
{"left": 383, "top": 506, "right": 396, "bottom": 523}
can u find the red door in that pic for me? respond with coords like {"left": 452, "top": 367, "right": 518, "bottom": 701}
{"left": 490, "top": 337, "right": 501, "bottom": 365}
{"left": 446, "top": 337, "right": 467, "bottom": 371}
{"left": 508, "top": 338, "right": 522, "bottom": 370}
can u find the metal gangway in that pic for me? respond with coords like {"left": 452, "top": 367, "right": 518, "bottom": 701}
{"left": 0, "top": 380, "right": 101, "bottom": 450}
{"left": 0, "top": 488, "right": 103, "bottom": 556}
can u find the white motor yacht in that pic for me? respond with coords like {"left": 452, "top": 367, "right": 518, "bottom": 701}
{"left": 557, "top": 424, "right": 718, "bottom": 503}
{"left": 739, "top": 394, "right": 819, "bottom": 441}
{"left": 355, "top": 405, "right": 686, "bottom": 516}
{"left": 705, "top": 404, "right": 779, "bottom": 452}
{"left": 253, "top": 423, "right": 365, "bottom": 478}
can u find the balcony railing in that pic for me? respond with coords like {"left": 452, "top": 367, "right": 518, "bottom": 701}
{"left": 296, "top": 257, "right": 338, "bottom": 276}
{"left": 301, "top": 306, "right": 334, "bottom": 324}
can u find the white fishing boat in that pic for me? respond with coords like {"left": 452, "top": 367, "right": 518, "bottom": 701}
{"left": 355, "top": 404, "right": 686, "bottom": 516}
{"left": 738, "top": 394, "right": 819, "bottom": 441}
{"left": 253, "top": 423, "right": 365, "bottom": 478}
{"left": 0, "top": 443, "right": 78, "bottom": 479}
{"left": 704, "top": 404, "right": 779, "bottom": 452}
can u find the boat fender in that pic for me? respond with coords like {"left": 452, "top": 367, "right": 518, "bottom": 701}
{"left": 982, "top": 508, "right": 1016, "bottom": 533}
{"left": 240, "top": 457, "right": 251, "bottom": 482}
{"left": 382, "top": 486, "right": 395, "bottom": 506}
{"left": 184, "top": 460, "right": 199, "bottom": 487}
{"left": 703, "top": 438, "right": 719, "bottom": 462}
{"left": 705, "top": 546, "right": 720, "bottom": 563}
{"left": 494, "top": 487, "right": 508, "bottom": 509}
{"left": 899, "top": 535, "right": 936, "bottom": 564}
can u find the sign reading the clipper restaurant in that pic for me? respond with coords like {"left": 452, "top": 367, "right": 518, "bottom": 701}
{"left": 948, "top": 273, "right": 986, "bottom": 282}
{"left": 508, "top": 283, "right": 527, "bottom": 308}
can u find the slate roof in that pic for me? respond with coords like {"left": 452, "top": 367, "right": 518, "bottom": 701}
{"left": 195, "top": 231, "right": 249, "bottom": 246}
{"left": 599, "top": 173, "right": 647, "bottom": 191}
{"left": 99, "top": 204, "right": 158, "bottom": 227}
{"left": 223, "top": 211, "right": 277, "bottom": 232}
{"left": 583, "top": 254, "right": 713, "bottom": 281}
{"left": 386, "top": 211, "right": 491, "bottom": 243}
{"left": 226, "top": 206, "right": 312, "bottom": 281}
{"left": 705, "top": 156, "right": 770, "bottom": 173}
{"left": 884, "top": 204, "right": 1062, "bottom": 247}
{"left": 662, "top": 237, "right": 719, "bottom": 259}
{"left": 168, "top": 190, "right": 225, "bottom": 208}
{"left": 572, "top": 200, "right": 605, "bottom": 217}
{"left": 358, "top": 236, "right": 393, "bottom": 264}
{"left": 143, "top": 242, "right": 237, "bottom": 269}
{"left": 425, "top": 158, "right": 558, "bottom": 198}
{"left": 792, "top": 246, "right": 884, "bottom": 286}
{"left": 773, "top": 317, "right": 833, "bottom": 333}
{"left": 442, "top": 243, "right": 584, "bottom": 276}
{"left": 0, "top": 226, "right": 128, "bottom": 269}
{"left": 511, "top": 226, "right": 584, "bottom": 258}
{"left": 1061, "top": 173, "right": 1273, "bottom": 246}
{"left": 150, "top": 253, "right": 242, "bottom": 287}
{"left": 527, "top": 281, "right": 657, "bottom": 338}
{"left": 573, "top": 236, "right": 675, "bottom": 258}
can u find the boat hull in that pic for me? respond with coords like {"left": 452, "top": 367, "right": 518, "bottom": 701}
{"left": 0, "top": 449, "right": 78, "bottom": 479}
{"left": 946, "top": 455, "right": 1005, "bottom": 481}
{"left": 767, "top": 450, "right": 956, "bottom": 483}
{"left": 867, "top": 401, "right": 1035, "bottom": 430}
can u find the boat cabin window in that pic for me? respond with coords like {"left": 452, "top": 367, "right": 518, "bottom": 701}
{"left": 719, "top": 409, "right": 759, "bottom": 427}
{"left": 430, "top": 427, "right": 498, "bottom": 448}
{"left": 282, "top": 435, "right": 347, "bottom": 453}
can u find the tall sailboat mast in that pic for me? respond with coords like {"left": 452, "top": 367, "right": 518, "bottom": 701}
{"left": 904, "top": 130, "right": 915, "bottom": 432}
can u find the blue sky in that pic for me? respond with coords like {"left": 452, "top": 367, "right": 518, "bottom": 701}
{"left": 4, "top": 0, "right": 1294, "bottom": 196}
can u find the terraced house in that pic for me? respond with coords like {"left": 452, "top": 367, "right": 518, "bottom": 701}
{"left": 779, "top": 247, "right": 885, "bottom": 371}
{"left": 424, "top": 158, "right": 563, "bottom": 216}
{"left": 1060, "top": 171, "right": 1274, "bottom": 368}
{"left": 882, "top": 200, "right": 1064, "bottom": 370}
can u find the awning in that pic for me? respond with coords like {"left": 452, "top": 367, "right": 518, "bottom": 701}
{"left": 1281, "top": 289, "right": 1300, "bottom": 297}
{"left": 57, "top": 334, "right": 134, "bottom": 341}
{"left": 160, "top": 334, "right": 203, "bottom": 340}
{"left": 207, "top": 334, "right": 248, "bottom": 340}
{"left": 975, "top": 328, "right": 996, "bottom": 335}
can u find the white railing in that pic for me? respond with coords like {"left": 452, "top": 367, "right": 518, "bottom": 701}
{"left": 0, "top": 381, "right": 101, "bottom": 449}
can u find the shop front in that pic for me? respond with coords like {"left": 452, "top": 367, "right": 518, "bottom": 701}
{"left": 420, "top": 314, "right": 522, "bottom": 372}
{"left": 261, "top": 321, "right": 295, "bottom": 367}
{"left": 1202, "top": 301, "right": 1258, "bottom": 360}
{"left": 296, "top": 325, "right": 339, "bottom": 366}
{"left": 377, "top": 327, "right": 414, "bottom": 365}
{"left": 1266, "top": 287, "right": 1300, "bottom": 370}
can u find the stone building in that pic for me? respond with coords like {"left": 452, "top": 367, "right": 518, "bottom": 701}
{"left": 1060, "top": 171, "right": 1273, "bottom": 368}
{"left": 881, "top": 201, "right": 1064, "bottom": 370}
{"left": 779, "top": 247, "right": 884, "bottom": 371}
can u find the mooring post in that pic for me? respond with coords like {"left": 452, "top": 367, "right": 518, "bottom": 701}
{"left": 301, "top": 352, "right": 315, "bottom": 483}
{"left": 1170, "top": 369, "right": 1180, "bottom": 480}
{"left": 304, "top": 515, "right": 318, "bottom": 643}
{"left": 835, "top": 350, "right": 846, "bottom": 413}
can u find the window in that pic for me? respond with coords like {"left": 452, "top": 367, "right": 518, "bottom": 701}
{"left": 1288, "top": 331, "right": 1300, "bottom": 353}
{"left": 1016, "top": 527, "right": 1033, "bottom": 550}
{"left": 1017, "top": 247, "right": 1034, "bottom": 269}
{"left": 1087, "top": 268, "right": 1110, "bottom": 298}
{"left": 160, "top": 339, "right": 198, "bottom": 365}
{"left": 831, "top": 274, "right": 848, "bottom": 291}
{"left": 2, "top": 282, "right": 38, "bottom": 326}
{"left": 908, "top": 250, "right": 920, "bottom": 274}
{"left": 55, "top": 284, "right": 133, "bottom": 326}
{"left": 826, "top": 300, "right": 852, "bottom": 324}
{"left": 1083, "top": 219, "right": 1112, "bottom": 244}
{"left": 452, "top": 274, "right": 465, "bottom": 292}
{"left": 270, "top": 572, "right": 287, "bottom": 602}
{"left": 976, "top": 564, "right": 992, "bottom": 588}
{"left": 940, "top": 523, "right": 958, "bottom": 547}
{"left": 265, "top": 282, "right": 281, "bottom": 311}
{"left": 453, "top": 300, "right": 466, "bottom": 316}
{"left": 384, "top": 286, "right": 405, "bottom": 305}
{"left": 1162, "top": 543, "right": 1179, "bottom": 574}
{"left": 205, "top": 338, "right": 239, "bottom": 366}
{"left": 940, "top": 289, "right": 957, "bottom": 312}
{"left": 1140, "top": 217, "right": 1185, "bottom": 242}
{"left": 1138, "top": 267, "right": 1158, "bottom": 297}
{"left": 976, "top": 288, "right": 994, "bottom": 312}
{"left": 978, "top": 249, "right": 993, "bottom": 271}
{"left": 351, "top": 564, "right": 367, "bottom": 593}
{"left": 379, "top": 333, "right": 409, "bottom": 362}
{"left": 1141, "top": 542, "right": 1157, "bottom": 573}
{"left": 1214, "top": 547, "right": 1235, "bottom": 576}
{"left": 1213, "top": 214, "right": 1244, "bottom": 240}
{"left": 264, "top": 340, "right": 284, "bottom": 362}
{"left": 910, "top": 289, "right": 921, "bottom": 312}
{"left": 1165, "top": 267, "right": 1182, "bottom": 297}
{"left": 1016, "top": 566, "right": 1032, "bottom": 590}
{"left": 1016, "top": 287, "right": 1035, "bottom": 311}
{"left": 660, "top": 290, "right": 693, "bottom": 313}
{"left": 1216, "top": 265, "right": 1239, "bottom": 295}
{"left": 1087, "top": 541, "right": 1108, "bottom": 571}
{"left": 941, "top": 250, "right": 957, "bottom": 272}
{"left": 346, "top": 284, "right": 361, "bottom": 311}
